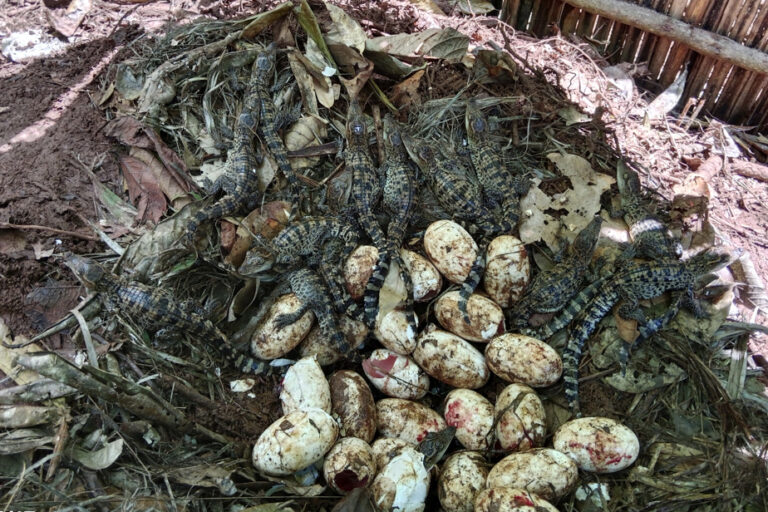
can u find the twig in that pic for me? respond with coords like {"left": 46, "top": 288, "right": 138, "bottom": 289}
{"left": 0, "top": 222, "right": 99, "bottom": 241}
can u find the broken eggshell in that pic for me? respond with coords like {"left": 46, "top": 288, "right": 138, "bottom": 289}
{"left": 363, "top": 349, "right": 430, "bottom": 400}
{"left": 553, "top": 416, "right": 640, "bottom": 473}
{"left": 299, "top": 316, "right": 367, "bottom": 366}
{"left": 474, "top": 487, "right": 559, "bottom": 512}
{"left": 443, "top": 389, "right": 494, "bottom": 451}
{"left": 371, "top": 445, "right": 430, "bottom": 512}
{"left": 344, "top": 245, "right": 378, "bottom": 300}
{"left": 329, "top": 370, "right": 377, "bottom": 443}
{"left": 434, "top": 290, "right": 505, "bottom": 342}
{"left": 251, "top": 293, "right": 314, "bottom": 359}
{"left": 323, "top": 437, "right": 377, "bottom": 495}
{"left": 482, "top": 235, "right": 530, "bottom": 308}
{"left": 423, "top": 220, "right": 478, "bottom": 284}
{"left": 486, "top": 448, "right": 579, "bottom": 502}
{"left": 252, "top": 408, "right": 339, "bottom": 476}
{"left": 400, "top": 249, "right": 442, "bottom": 302}
{"left": 371, "top": 437, "right": 413, "bottom": 471}
{"left": 485, "top": 333, "right": 563, "bottom": 387}
{"left": 438, "top": 450, "right": 490, "bottom": 512}
{"left": 494, "top": 383, "right": 546, "bottom": 452}
{"left": 280, "top": 356, "right": 331, "bottom": 414}
{"left": 376, "top": 398, "right": 447, "bottom": 445}
{"left": 413, "top": 326, "right": 489, "bottom": 389}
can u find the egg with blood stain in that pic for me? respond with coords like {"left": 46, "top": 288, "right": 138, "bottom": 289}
{"left": 494, "top": 383, "right": 546, "bottom": 453}
{"left": 486, "top": 448, "right": 579, "bottom": 502}
{"left": 474, "top": 487, "right": 559, "bottom": 512}
{"left": 323, "top": 437, "right": 377, "bottom": 495}
{"left": 376, "top": 398, "right": 447, "bottom": 445}
{"left": 553, "top": 416, "right": 640, "bottom": 473}
{"left": 363, "top": 349, "right": 430, "bottom": 400}
{"left": 443, "top": 389, "right": 494, "bottom": 450}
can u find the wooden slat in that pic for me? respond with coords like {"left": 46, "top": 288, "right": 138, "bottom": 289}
{"left": 517, "top": 0, "right": 536, "bottom": 31}
{"left": 500, "top": 0, "right": 522, "bottom": 28}
{"left": 648, "top": 0, "right": 687, "bottom": 78}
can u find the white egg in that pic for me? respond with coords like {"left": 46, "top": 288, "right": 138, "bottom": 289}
{"left": 280, "top": 356, "right": 331, "bottom": 414}
{"left": 344, "top": 245, "right": 379, "bottom": 300}
{"left": 374, "top": 308, "right": 418, "bottom": 354}
{"left": 371, "top": 446, "right": 430, "bottom": 512}
{"left": 251, "top": 293, "right": 314, "bottom": 359}
{"left": 474, "top": 487, "right": 559, "bottom": 512}
{"left": 438, "top": 451, "right": 490, "bottom": 512}
{"left": 482, "top": 235, "right": 530, "bottom": 308}
{"left": 413, "top": 326, "right": 489, "bottom": 389}
{"left": 371, "top": 437, "right": 413, "bottom": 471}
{"left": 485, "top": 333, "right": 563, "bottom": 387}
{"left": 486, "top": 448, "right": 579, "bottom": 502}
{"left": 376, "top": 398, "right": 447, "bottom": 445}
{"left": 423, "top": 220, "right": 478, "bottom": 284}
{"left": 323, "top": 437, "right": 376, "bottom": 494}
{"left": 434, "top": 291, "right": 505, "bottom": 342}
{"left": 400, "top": 249, "right": 442, "bottom": 302}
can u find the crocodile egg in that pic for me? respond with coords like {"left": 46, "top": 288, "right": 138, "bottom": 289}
{"left": 494, "top": 383, "right": 546, "bottom": 452}
{"left": 482, "top": 235, "right": 530, "bottom": 307}
{"left": 371, "top": 445, "right": 430, "bottom": 512}
{"left": 280, "top": 356, "right": 331, "bottom": 414}
{"left": 474, "top": 487, "right": 559, "bottom": 512}
{"left": 299, "top": 315, "right": 367, "bottom": 365}
{"left": 251, "top": 293, "right": 314, "bottom": 359}
{"left": 400, "top": 249, "right": 442, "bottom": 302}
{"left": 363, "top": 349, "right": 430, "bottom": 400}
{"left": 374, "top": 308, "right": 418, "bottom": 354}
{"left": 438, "top": 451, "right": 490, "bottom": 512}
{"left": 444, "top": 389, "right": 494, "bottom": 450}
{"left": 344, "top": 245, "right": 379, "bottom": 300}
{"left": 485, "top": 333, "right": 562, "bottom": 387}
{"left": 486, "top": 448, "right": 579, "bottom": 502}
{"left": 434, "top": 290, "right": 505, "bottom": 342}
{"left": 371, "top": 437, "right": 413, "bottom": 471}
{"left": 413, "top": 326, "right": 489, "bottom": 389}
{"left": 423, "top": 220, "right": 478, "bottom": 284}
{"left": 252, "top": 408, "right": 338, "bottom": 476}
{"left": 553, "top": 416, "right": 639, "bottom": 473}
{"left": 376, "top": 398, "right": 447, "bottom": 445}
{"left": 329, "top": 370, "right": 377, "bottom": 443}
{"left": 323, "top": 437, "right": 376, "bottom": 495}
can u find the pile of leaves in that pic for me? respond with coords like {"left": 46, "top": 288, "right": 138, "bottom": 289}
{"left": 1, "top": 2, "right": 767, "bottom": 511}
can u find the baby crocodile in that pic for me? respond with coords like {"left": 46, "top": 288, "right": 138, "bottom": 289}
{"left": 510, "top": 215, "right": 602, "bottom": 328}
{"left": 614, "top": 162, "right": 681, "bottom": 261}
{"left": 418, "top": 425, "right": 456, "bottom": 470}
{"left": 560, "top": 250, "right": 731, "bottom": 415}
{"left": 363, "top": 115, "right": 418, "bottom": 333}
{"left": 64, "top": 254, "right": 278, "bottom": 376}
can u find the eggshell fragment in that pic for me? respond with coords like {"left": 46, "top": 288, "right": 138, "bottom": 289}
{"left": 482, "top": 235, "right": 530, "bottom": 307}
{"left": 413, "top": 327, "right": 489, "bottom": 389}
{"left": 251, "top": 293, "right": 314, "bottom": 359}
{"left": 299, "top": 316, "right": 367, "bottom": 366}
{"left": 486, "top": 448, "right": 579, "bottom": 501}
{"left": 374, "top": 308, "right": 418, "bottom": 354}
{"left": 344, "top": 245, "right": 379, "bottom": 300}
{"left": 474, "top": 488, "right": 558, "bottom": 512}
{"left": 371, "top": 446, "right": 430, "bottom": 512}
{"left": 485, "top": 333, "right": 562, "bottom": 387}
{"left": 323, "top": 437, "right": 376, "bottom": 495}
{"left": 438, "top": 451, "right": 490, "bottom": 512}
{"left": 443, "top": 389, "right": 494, "bottom": 450}
{"left": 363, "top": 349, "right": 430, "bottom": 399}
{"left": 553, "top": 416, "right": 639, "bottom": 473}
{"left": 280, "top": 356, "right": 331, "bottom": 414}
{"left": 434, "top": 291, "right": 505, "bottom": 342}
{"left": 494, "top": 383, "right": 546, "bottom": 452}
{"left": 371, "top": 437, "right": 412, "bottom": 471}
{"left": 329, "top": 370, "right": 377, "bottom": 443}
{"left": 423, "top": 220, "right": 478, "bottom": 284}
{"left": 376, "top": 398, "right": 447, "bottom": 445}
{"left": 252, "top": 408, "right": 338, "bottom": 476}
{"left": 400, "top": 249, "right": 442, "bottom": 302}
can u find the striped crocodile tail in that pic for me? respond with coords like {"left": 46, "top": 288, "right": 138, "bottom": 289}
{"left": 363, "top": 250, "right": 391, "bottom": 327}
{"left": 220, "top": 342, "right": 283, "bottom": 376}
{"left": 398, "top": 257, "right": 419, "bottom": 340}
{"left": 458, "top": 249, "right": 487, "bottom": 324}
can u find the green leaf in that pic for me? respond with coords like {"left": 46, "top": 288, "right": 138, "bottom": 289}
{"left": 295, "top": 0, "right": 336, "bottom": 70}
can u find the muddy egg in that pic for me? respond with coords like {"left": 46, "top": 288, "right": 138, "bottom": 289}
{"left": 323, "top": 437, "right": 377, "bottom": 495}
{"left": 443, "top": 389, "right": 494, "bottom": 450}
{"left": 329, "top": 370, "right": 377, "bottom": 443}
{"left": 251, "top": 293, "right": 314, "bottom": 359}
{"left": 252, "top": 408, "right": 338, "bottom": 476}
{"left": 400, "top": 249, "right": 442, "bottom": 302}
{"left": 363, "top": 349, "right": 430, "bottom": 400}
{"left": 413, "top": 327, "right": 489, "bottom": 389}
{"left": 280, "top": 356, "right": 331, "bottom": 414}
{"left": 299, "top": 316, "right": 367, "bottom": 366}
{"left": 423, "top": 220, "right": 478, "bottom": 284}
{"left": 372, "top": 437, "right": 413, "bottom": 471}
{"left": 553, "top": 416, "right": 639, "bottom": 473}
{"left": 482, "top": 235, "right": 530, "bottom": 307}
{"left": 434, "top": 291, "right": 505, "bottom": 342}
{"left": 438, "top": 451, "right": 490, "bottom": 512}
{"left": 376, "top": 398, "right": 447, "bottom": 445}
{"left": 371, "top": 445, "right": 430, "bottom": 512}
{"left": 344, "top": 245, "right": 379, "bottom": 300}
{"left": 474, "top": 487, "right": 558, "bottom": 512}
{"left": 375, "top": 308, "right": 418, "bottom": 354}
{"left": 486, "top": 448, "right": 579, "bottom": 502}
{"left": 485, "top": 333, "right": 562, "bottom": 387}
{"left": 494, "top": 383, "right": 546, "bottom": 452}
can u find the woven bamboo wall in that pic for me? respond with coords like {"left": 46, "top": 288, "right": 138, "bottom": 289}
{"left": 502, "top": 0, "right": 768, "bottom": 131}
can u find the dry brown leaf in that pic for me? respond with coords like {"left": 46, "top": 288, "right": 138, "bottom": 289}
{"left": 614, "top": 309, "right": 639, "bottom": 344}
{"left": 129, "top": 147, "right": 190, "bottom": 209}
{"left": 120, "top": 154, "right": 167, "bottom": 224}
{"left": 44, "top": 0, "right": 91, "bottom": 38}
{"left": 390, "top": 69, "right": 424, "bottom": 109}
{"left": 284, "top": 116, "right": 328, "bottom": 170}
{"left": 225, "top": 201, "right": 291, "bottom": 268}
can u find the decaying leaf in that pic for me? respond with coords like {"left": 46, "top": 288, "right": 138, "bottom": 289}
{"left": 120, "top": 154, "right": 168, "bottom": 224}
{"left": 226, "top": 201, "right": 292, "bottom": 268}
{"left": 71, "top": 438, "right": 124, "bottom": 470}
{"left": 0, "top": 405, "right": 61, "bottom": 428}
{"left": 167, "top": 464, "right": 235, "bottom": 489}
{"left": 0, "top": 429, "right": 56, "bottom": 455}
{"left": 288, "top": 52, "right": 320, "bottom": 115}
{"left": 324, "top": 2, "right": 367, "bottom": 53}
{"left": 558, "top": 106, "right": 591, "bottom": 126}
{"left": 450, "top": 0, "right": 495, "bottom": 14}
{"left": 284, "top": 115, "right": 328, "bottom": 170}
{"left": 115, "top": 63, "right": 144, "bottom": 101}
{"left": 365, "top": 49, "right": 420, "bottom": 78}
{"left": 242, "top": 2, "right": 293, "bottom": 39}
{"left": 295, "top": 0, "right": 336, "bottom": 70}
{"left": 400, "top": 0, "right": 445, "bottom": 15}
{"left": 475, "top": 49, "right": 518, "bottom": 82}
{"left": 391, "top": 70, "right": 425, "bottom": 109}
{"left": 130, "top": 147, "right": 190, "bottom": 208}
{"left": 378, "top": 260, "right": 408, "bottom": 320}
{"left": 366, "top": 28, "right": 470, "bottom": 63}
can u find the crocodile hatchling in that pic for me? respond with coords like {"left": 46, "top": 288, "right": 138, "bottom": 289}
{"left": 510, "top": 215, "right": 603, "bottom": 329}
{"left": 64, "top": 254, "right": 280, "bottom": 376}
{"left": 363, "top": 114, "right": 419, "bottom": 335}
{"left": 614, "top": 162, "right": 682, "bottom": 261}
{"left": 418, "top": 425, "right": 456, "bottom": 470}
{"left": 558, "top": 250, "right": 731, "bottom": 415}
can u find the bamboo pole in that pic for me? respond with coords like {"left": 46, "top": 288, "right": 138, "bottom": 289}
{"left": 559, "top": 0, "right": 768, "bottom": 75}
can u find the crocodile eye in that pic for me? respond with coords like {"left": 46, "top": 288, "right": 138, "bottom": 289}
{"left": 353, "top": 123, "right": 364, "bottom": 136}
{"left": 389, "top": 132, "right": 402, "bottom": 145}
{"left": 472, "top": 118, "right": 486, "bottom": 133}
{"left": 84, "top": 265, "right": 103, "bottom": 283}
